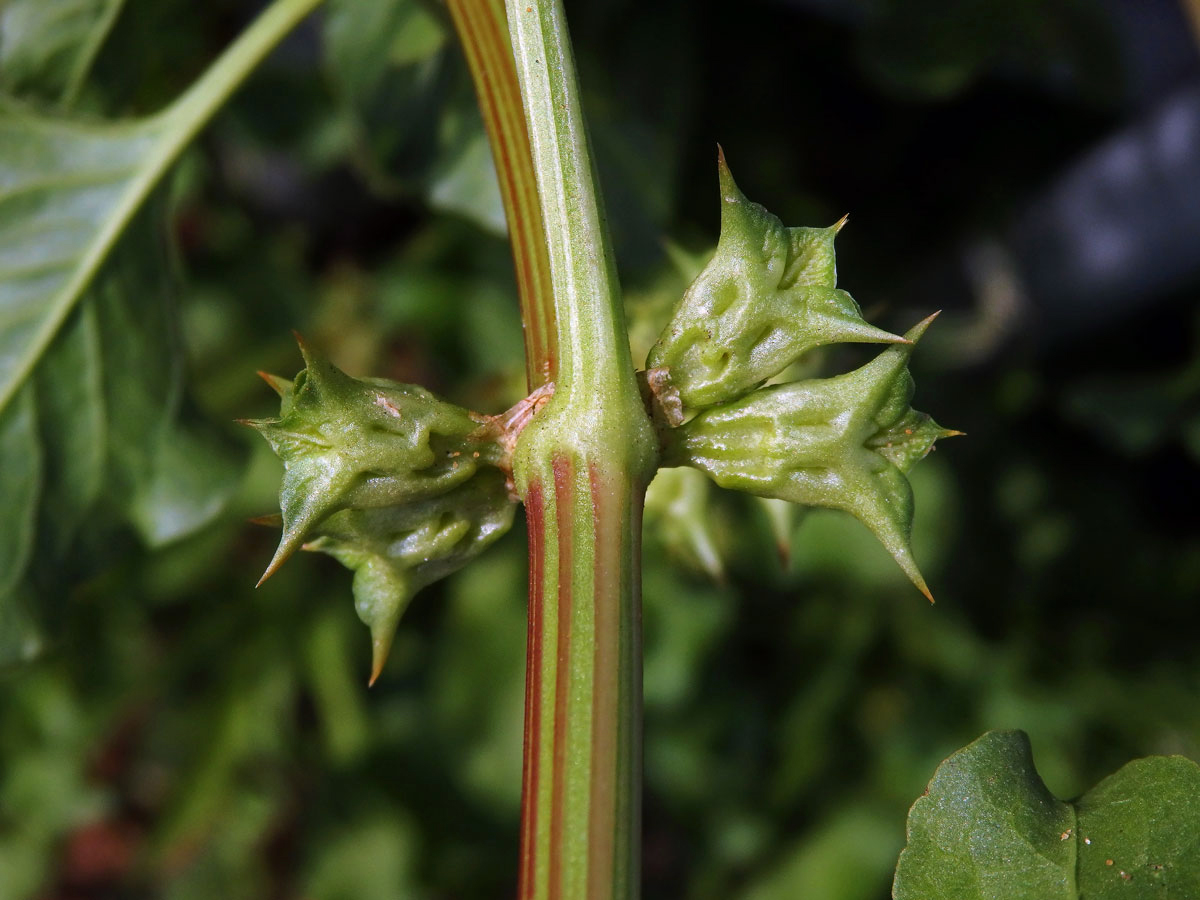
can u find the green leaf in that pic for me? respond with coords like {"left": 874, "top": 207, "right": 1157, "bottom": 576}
{"left": 0, "top": 204, "right": 245, "bottom": 663}
{"left": 1076, "top": 756, "right": 1200, "bottom": 897}
{"left": 0, "top": 387, "right": 39, "bottom": 598}
{"left": 0, "top": 0, "right": 324, "bottom": 420}
{"left": 894, "top": 730, "right": 1200, "bottom": 900}
{"left": 741, "top": 804, "right": 899, "bottom": 900}
{"left": 0, "top": 0, "right": 124, "bottom": 105}
{"left": 302, "top": 813, "right": 420, "bottom": 900}
{"left": 0, "top": 102, "right": 164, "bottom": 416}
{"left": 0, "top": 0, "right": 322, "bottom": 661}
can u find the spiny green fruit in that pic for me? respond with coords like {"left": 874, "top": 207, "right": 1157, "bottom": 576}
{"left": 644, "top": 466, "right": 726, "bottom": 581}
{"left": 666, "top": 314, "right": 960, "bottom": 600}
{"left": 247, "top": 340, "right": 520, "bottom": 681}
{"left": 303, "top": 469, "right": 517, "bottom": 684}
{"left": 646, "top": 149, "right": 904, "bottom": 410}
{"left": 245, "top": 338, "right": 507, "bottom": 582}
{"left": 756, "top": 496, "right": 801, "bottom": 567}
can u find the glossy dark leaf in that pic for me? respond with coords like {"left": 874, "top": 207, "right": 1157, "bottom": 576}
{"left": 894, "top": 731, "right": 1200, "bottom": 899}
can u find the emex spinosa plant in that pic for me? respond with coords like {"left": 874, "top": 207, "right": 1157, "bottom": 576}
{"left": 5, "top": 0, "right": 1196, "bottom": 895}
{"left": 249, "top": 158, "right": 956, "bottom": 656}
{"left": 247, "top": 5, "right": 956, "bottom": 896}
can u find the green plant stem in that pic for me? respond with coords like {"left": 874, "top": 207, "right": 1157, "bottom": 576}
{"left": 506, "top": 1, "right": 658, "bottom": 897}
{"left": 445, "top": 0, "right": 557, "bottom": 389}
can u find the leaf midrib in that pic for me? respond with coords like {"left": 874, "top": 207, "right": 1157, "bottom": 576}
{"left": 0, "top": 0, "right": 327, "bottom": 416}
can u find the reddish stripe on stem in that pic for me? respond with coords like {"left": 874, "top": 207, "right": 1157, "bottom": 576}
{"left": 548, "top": 453, "right": 574, "bottom": 898}
{"left": 519, "top": 482, "right": 546, "bottom": 899}
{"left": 588, "top": 462, "right": 619, "bottom": 898}
{"left": 624, "top": 481, "right": 644, "bottom": 889}
{"left": 444, "top": 0, "right": 556, "bottom": 387}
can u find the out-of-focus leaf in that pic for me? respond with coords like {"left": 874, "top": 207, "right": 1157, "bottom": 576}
{"left": 894, "top": 730, "right": 1200, "bottom": 899}
{"left": 0, "top": 672, "right": 110, "bottom": 900}
{"left": 0, "top": 0, "right": 124, "bottom": 105}
{"left": 641, "top": 557, "right": 731, "bottom": 711}
{"left": 0, "top": 0, "right": 323, "bottom": 659}
{"left": 428, "top": 545, "right": 526, "bottom": 813}
{"left": 161, "top": 790, "right": 277, "bottom": 900}
{"left": 0, "top": 0, "right": 323, "bottom": 421}
{"left": 1063, "top": 353, "right": 1200, "bottom": 457}
{"left": 857, "top": 0, "right": 1122, "bottom": 105}
{"left": 427, "top": 106, "right": 505, "bottom": 232}
{"left": 152, "top": 654, "right": 296, "bottom": 880}
{"left": 0, "top": 101, "right": 164, "bottom": 416}
{"left": 0, "top": 204, "right": 244, "bottom": 662}
{"left": 740, "top": 804, "right": 899, "bottom": 900}
{"left": 323, "top": 0, "right": 446, "bottom": 107}
{"left": 322, "top": 0, "right": 504, "bottom": 232}
{"left": 644, "top": 467, "right": 726, "bottom": 581}
{"left": 303, "top": 813, "right": 420, "bottom": 900}
{"left": 0, "top": 388, "right": 39, "bottom": 598}
{"left": 304, "top": 606, "right": 370, "bottom": 765}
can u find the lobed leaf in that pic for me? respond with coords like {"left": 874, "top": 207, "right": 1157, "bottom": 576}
{"left": 894, "top": 730, "right": 1200, "bottom": 899}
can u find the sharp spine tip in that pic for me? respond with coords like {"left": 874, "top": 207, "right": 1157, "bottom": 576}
{"left": 776, "top": 542, "right": 791, "bottom": 569}
{"left": 257, "top": 370, "right": 291, "bottom": 396}
{"left": 369, "top": 635, "right": 394, "bottom": 688}
{"left": 255, "top": 541, "right": 295, "bottom": 588}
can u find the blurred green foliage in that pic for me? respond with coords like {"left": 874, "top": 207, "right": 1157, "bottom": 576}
{"left": 1, "top": 0, "right": 1198, "bottom": 898}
